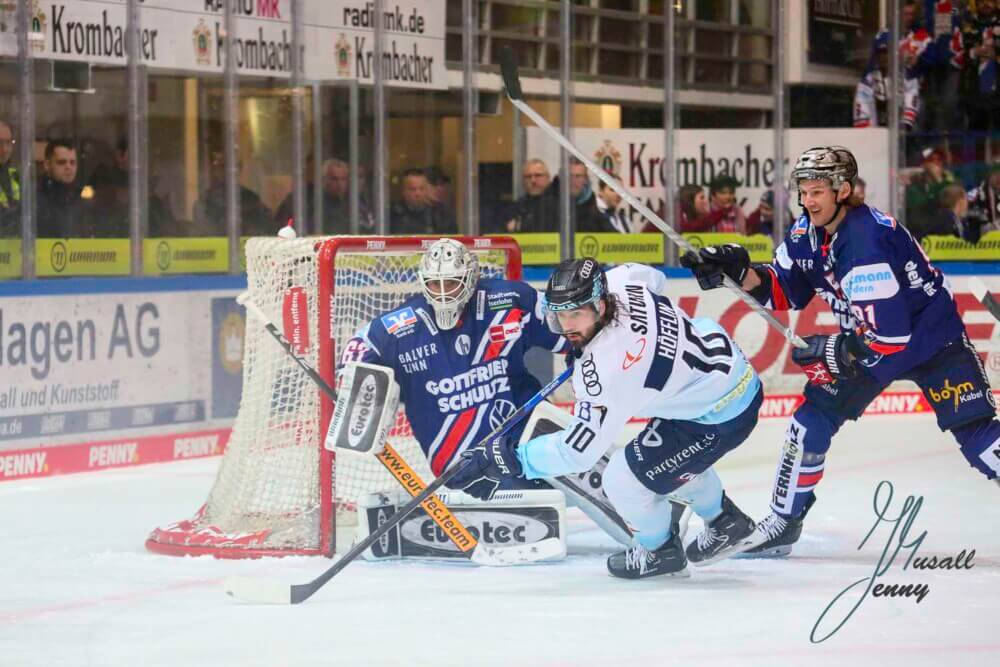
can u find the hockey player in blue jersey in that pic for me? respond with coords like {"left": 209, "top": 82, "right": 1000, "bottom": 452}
{"left": 341, "top": 238, "right": 566, "bottom": 494}
{"left": 681, "top": 146, "right": 1000, "bottom": 557}
{"left": 462, "top": 258, "right": 765, "bottom": 579}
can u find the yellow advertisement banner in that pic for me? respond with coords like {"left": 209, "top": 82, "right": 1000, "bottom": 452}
{"left": 0, "top": 239, "right": 22, "bottom": 279}
{"left": 575, "top": 233, "right": 664, "bottom": 263}
{"left": 921, "top": 231, "right": 1000, "bottom": 262}
{"left": 144, "top": 238, "right": 229, "bottom": 275}
{"left": 36, "top": 239, "right": 131, "bottom": 277}
{"left": 682, "top": 233, "right": 775, "bottom": 263}
{"left": 504, "top": 233, "right": 561, "bottom": 265}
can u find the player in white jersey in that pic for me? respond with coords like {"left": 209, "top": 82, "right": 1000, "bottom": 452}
{"left": 464, "top": 258, "right": 764, "bottom": 579}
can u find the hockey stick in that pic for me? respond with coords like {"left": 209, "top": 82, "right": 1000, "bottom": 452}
{"left": 497, "top": 47, "right": 807, "bottom": 350}
{"left": 969, "top": 277, "right": 1000, "bottom": 322}
{"left": 233, "top": 292, "right": 560, "bottom": 567}
{"left": 224, "top": 364, "right": 574, "bottom": 604}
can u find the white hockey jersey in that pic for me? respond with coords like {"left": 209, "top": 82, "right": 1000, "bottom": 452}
{"left": 517, "top": 263, "right": 761, "bottom": 479}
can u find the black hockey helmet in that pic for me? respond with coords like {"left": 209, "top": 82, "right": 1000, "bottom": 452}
{"left": 545, "top": 257, "right": 607, "bottom": 313}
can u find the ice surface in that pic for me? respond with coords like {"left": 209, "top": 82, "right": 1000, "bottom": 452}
{"left": 2, "top": 414, "right": 998, "bottom": 666}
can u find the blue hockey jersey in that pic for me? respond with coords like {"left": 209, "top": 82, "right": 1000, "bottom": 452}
{"left": 341, "top": 279, "right": 567, "bottom": 475}
{"left": 756, "top": 204, "right": 964, "bottom": 383}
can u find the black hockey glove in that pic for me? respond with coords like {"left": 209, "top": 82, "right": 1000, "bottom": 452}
{"left": 679, "top": 244, "right": 751, "bottom": 290}
{"left": 792, "top": 333, "right": 866, "bottom": 385}
{"left": 445, "top": 434, "right": 523, "bottom": 501}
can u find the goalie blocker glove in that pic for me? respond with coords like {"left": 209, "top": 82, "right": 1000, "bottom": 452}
{"left": 791, "top": 332, "right": 871, "bottom": 385}
{"left": 446, "top": 434, "right": 523, "bottom": 501}
{"left": 679, "top": 244, "right": 751, "bottom": 290}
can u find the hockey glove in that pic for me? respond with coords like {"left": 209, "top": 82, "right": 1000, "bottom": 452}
{"left": 679, "top": 244, "right": 751, "bottom": 290}
{"left": 446, "top": 434, "right": 524, "bottom": 501}
{"left": 792, "top": 333, "right": 865, "bottom": 385}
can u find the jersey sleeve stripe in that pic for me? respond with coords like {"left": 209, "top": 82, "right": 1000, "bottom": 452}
{"left": 871, "top": 332, "right": 911, "bottom": 344}
{"left": 767, "top": 266, "right": 791, "bottom": 311}
{"left": 430, "top": 406, "right": 478, "bottom": 475}
{"left": 868, "top": 341, "right": 906, "bottom": 355}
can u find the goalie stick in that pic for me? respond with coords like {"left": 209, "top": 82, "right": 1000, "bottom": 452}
{"left": 969, "top": 278, "right": 1000, "bottom": 322}
{"left": 232, "top": 294, "right": 560, "bottom": 559}
{"left": 497, "top": 46, "right": 807, "bottom": 350}
{"left": 224, "top": 364, "right": 574, "bottom": 604}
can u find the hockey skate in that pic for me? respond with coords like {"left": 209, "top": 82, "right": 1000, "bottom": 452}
{"left": 735, "top": 496, "right": 815, "bottom": 558}
{"left": 607, "top": 534, "right": 689, "bottom": 580}
{"left": 685, "top": 493, "right": 755, "bottom": 566}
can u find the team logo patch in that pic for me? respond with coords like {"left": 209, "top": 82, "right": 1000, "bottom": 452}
{"left": 489, "top": 322, "right": 521, "bottom": 344}
{"left": 455, "top": 334, "right": 472, "bottom": 355}
{"left": 928, "top": 379, "right": 983, "bottom": 411}
{"left": 381, "top": 307, "right": 418, "bottom": 336}
{"left": 622, "top": 337, "right": 646, "bottom": 370}
{"left": 841, "top": 263, "right": 899, "bottom": 301}
{"left": 790, "top": 216, "right": 809, "bottom": 239}
{"left": 488, "top": 399, "right": 517, "bottom": 430}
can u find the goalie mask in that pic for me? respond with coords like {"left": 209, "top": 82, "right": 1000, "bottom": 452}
{"left": 419, "top": 238, "right": 480, "bottom": 330}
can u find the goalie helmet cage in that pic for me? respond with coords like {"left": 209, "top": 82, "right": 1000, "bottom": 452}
{"left": 145, "top": 235, "right": 522, "bottom": 559}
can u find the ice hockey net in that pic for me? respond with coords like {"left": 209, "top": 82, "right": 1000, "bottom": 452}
{"left": 145, "top": 236, "right": 522, "bottom": 558}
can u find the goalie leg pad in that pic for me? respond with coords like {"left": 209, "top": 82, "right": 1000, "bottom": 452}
{"left": 326, "top": 362, "right": 400, "bottom": 456}
{"left": 356, "top": 489, "right": 567, "bottom": 562}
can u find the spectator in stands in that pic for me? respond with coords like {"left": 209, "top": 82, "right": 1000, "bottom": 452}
{"left": 904, "top": 146, "right": 956, "bottom": 229}
{"left": 967, "top": 162, "right": 1000, "bottom": 235}
{"left": 855, "top": 29, "right": 922, "bottom": 130}
{"left": 274, "top": 158, "right": 374, "bottom": 235}
{"left": 963, "top": 8, "right": 1000, "bottom": 132}
{"left": 505, "top": 158, "right": 559, "bottom": 232}
{"left": 595, "top": 173, "right": 629, "bottom": 233}
{"left": 568, "top": 159, "right": 605, "bottom": 232}
{"left": 36, "top": 138, "right": 96, "bottom": 238}
{"left": 854, "top": 177, "right": 868, "bottom": 204}
{"left": 390, "top": 168, "right": 456, "bottom": 235}
{"left": 675, "top": 184, "right": 712, "bottom": 233}
{"left": 0, "top": 119, "right": 19, "bottom": 237}
{"left": 88, "top": 137, "right": 175, "bottom": 237}
{"left": 193, "top": 149, "right": 274, "bottom": 237}
{"left": 706, "top": 175, "right": 746, "bottom": 233}
{"left": 272, "top": 153, "right": 317, "bottom": 231}
{"left": 424, "top": 166, "right": 458, "bottom": 234}
{"left": 909, "top": 183, "right": 976, "bottom": 242}
{"left": 745, "top": 190, "right": 792, "bottom": 237}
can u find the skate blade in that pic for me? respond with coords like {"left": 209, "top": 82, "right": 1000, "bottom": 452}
{"left": 607, "top": 565, "right": 691, "bottom": 580}
{"left": 688, "top": 542, "right": 751, "bottom": 567}
{"left": 733, "top": 545, "right": 792, "bottom": 559}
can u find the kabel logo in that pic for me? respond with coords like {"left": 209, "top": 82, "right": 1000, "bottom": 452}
{"left": 928, "top": 379, "right": 978, "bottom": 411}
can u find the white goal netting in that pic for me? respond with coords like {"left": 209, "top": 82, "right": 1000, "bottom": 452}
{"left": 146, "top": 236, "right": 517, "bottom": 557}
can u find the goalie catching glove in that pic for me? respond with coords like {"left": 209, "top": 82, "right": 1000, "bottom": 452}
{"left": 446, "top": 434, "right": 523, "bottom": 501}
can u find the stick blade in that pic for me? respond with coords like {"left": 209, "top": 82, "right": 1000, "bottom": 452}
{"left": 470, "top": 537, "right": 565, "bottom": 566}
{"left": 498, "top": 46, "right": 522, "bottom": 101}
{"left": 969, "top": 277, "right": 1000, "bottom": 320}
{"left": 223, "top": 576, "right": 293, "bottom": 605}
{"left": 969, "top": 277, "right": 989, "bottom": 303}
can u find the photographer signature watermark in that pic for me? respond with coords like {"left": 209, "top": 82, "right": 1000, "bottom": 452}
{"left": 811, "top": 480, "right": 976, "bottom": 643}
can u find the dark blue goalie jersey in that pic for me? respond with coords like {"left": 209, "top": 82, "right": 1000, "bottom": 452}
{"left": 341, "top": 278, "right": 567, "bottom": 475}
{"left": 756, "top": 204, "right": 965, "bottom": 383}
